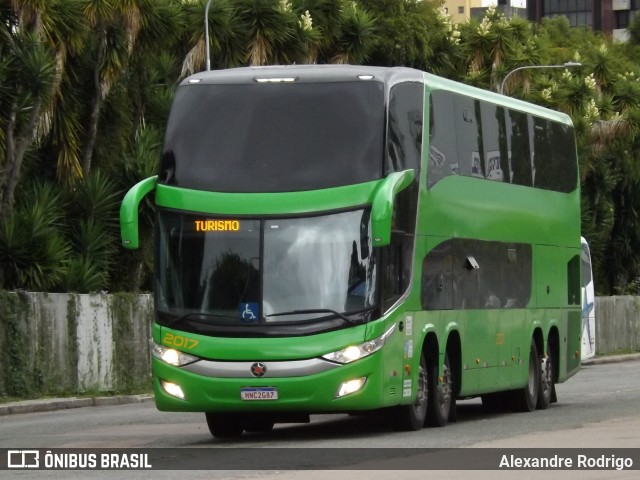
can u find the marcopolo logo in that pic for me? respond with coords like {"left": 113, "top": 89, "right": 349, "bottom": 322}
{"left": 7, "top": 450, "right": 40, "bottom": 468}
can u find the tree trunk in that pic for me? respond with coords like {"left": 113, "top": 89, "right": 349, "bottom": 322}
{"left": 0, "top": 94, "right": 43, "bottom": 220}
{"left": 81, "top": 25, "right": 107, "bottom": 176}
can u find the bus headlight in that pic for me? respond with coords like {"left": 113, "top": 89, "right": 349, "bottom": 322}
{"left": 153, "top": 343, "right": 199, "bottom": 367}
{"left": 322, "top": 324, "right": 396, "bottom": 364}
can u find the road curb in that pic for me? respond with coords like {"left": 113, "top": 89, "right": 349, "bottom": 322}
{"left": 0, "top": 394, "right": 153, "bottom": 416}
{"left": 581, "top": 352, "right": 640, "bottom": 366}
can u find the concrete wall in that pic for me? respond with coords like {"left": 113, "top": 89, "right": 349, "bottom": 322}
{"left": 0, "top": 292, "right": 153, "bottom": 397}
{"left": 594, "top": 296, "right": 640, "bottom": 354}
{"left": 0, "top": 292, "right": 638, "bottom": 398}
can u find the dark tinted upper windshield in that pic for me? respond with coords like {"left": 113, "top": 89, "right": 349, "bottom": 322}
{"left": 159, "top": 81, "right": 385, "bottom": 192}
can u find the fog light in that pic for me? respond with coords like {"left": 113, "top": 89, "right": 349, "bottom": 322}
{"left": 161, "top": 380, "right": 185, "bottom": 400}
{"left": 336, "top": 377, "right": 367, "bottom": 398}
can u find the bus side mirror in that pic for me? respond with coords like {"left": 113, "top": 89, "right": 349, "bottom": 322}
{"left": 120, "top": 176, "right": 157, "bottom": 250}
{"left": 371, "top": 169, "right": 415, "bottom": 247}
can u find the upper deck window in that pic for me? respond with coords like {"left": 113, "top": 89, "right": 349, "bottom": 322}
{"left": 159, "top": 81, "right": 385, "bottom": 192}
{"left": 427, "top": 90, "right": 577, "bottom": 192}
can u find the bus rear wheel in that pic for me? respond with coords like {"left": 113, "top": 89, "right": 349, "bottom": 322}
{"left": 392, "top": 352, "right": 428, "bottom": 431}
{"left": 511, "top": 339, "right": 540, "bottom": 412}
{"left": 426, "top": 352, "right": 452, "bottom": 427}
{"left": 205, "top": 413, "right": 244, "bottom": 439}
{"left": 537, "top": 349, "right": 554, "bottom": 410}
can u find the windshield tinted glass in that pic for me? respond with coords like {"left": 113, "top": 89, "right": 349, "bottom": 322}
{"left": 263, "top": 210, "right": 376, "bottom": 322}
{"left": 155, "top": 214, "right": 261, "bottom": 321}
{"left": 155, "top": 209, "right": 377, "bottom": 328}
{"left": 159, "top": 82, "right": 385, "bottom": 192}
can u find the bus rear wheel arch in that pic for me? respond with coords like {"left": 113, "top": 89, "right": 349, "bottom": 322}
{"left": 426, "top": 334, "right": 460, "bottom": 427}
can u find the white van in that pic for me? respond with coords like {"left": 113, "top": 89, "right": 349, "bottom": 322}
{"left": 581, "top": 237, "right": 596, "bottom": 359}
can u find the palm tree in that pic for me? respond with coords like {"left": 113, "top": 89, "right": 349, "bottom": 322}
{"left": 0, "top": 1, "right": 87, "bottom": 199}
{"left": 292, "top": 0, "right": 340, "bottom": 63}
{"left": 179, "top": 0, "right": 243, "bottom": 78}
{"left": 459, "top": 6, "right": 533, "bottom": 91}
{"left": 0, "top": 180, "right": 70, "bottom": 290}
{"left": 236, "top": 0, "right": 298, "bottom": 66}
{"left": 80, "top": 0, "right": 149, "bottom": 175}
{"left": 358, "top": 0, "right": 435, "bottom": 70}
{"left": 26, "top": 0, "right": 88, "bottom": 185}
{"left": 330, "top": 1, "right": 374, "bottom": 64}
{"left": 0, "top": 27, "right": 55, "bottom": 219}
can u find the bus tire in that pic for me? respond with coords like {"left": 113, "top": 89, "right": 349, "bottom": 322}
{"left": 205, "top": 413, "right": 244, "bottom": 439}
{"left": 244, "top": 415, "right": 275, "bottom": 433}
{"left": 481, "top": 392, "right": 510, "bottom": 413}
{"left": 537, "top": 348, "right": 554, "bottom": 410}
{"left": 426, "top": 352, "right": 452, "bottom": 427}
{"left": 511, "top": 338, "right": 540, "bottom": 412}
{"left": 392, "top": 352, "right": 428, "bottom": 431}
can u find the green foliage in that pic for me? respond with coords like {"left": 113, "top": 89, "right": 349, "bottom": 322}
{"left": 359, "top": 0, "right": 442, "bottom": 70}
{"left": 331, "top": 2, "right": 375, "bottom": 64}
{"left": 2, "top": 291, "right": 33, "bottom": 397}
{"left": 0, "top": 182, "right": 70, "bottom": 291}
{"left": 62, "top": 171, "right": 122, "bottom": 292}
{"left": 63, "top": 256, "right": 108, "bottom": 293}
{"left": 69, "top": 170, "right": 122, "bottom": 228}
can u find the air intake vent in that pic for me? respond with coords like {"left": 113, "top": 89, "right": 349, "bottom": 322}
{"left": 389, "top": 388, "right": 397, "bottom": 396}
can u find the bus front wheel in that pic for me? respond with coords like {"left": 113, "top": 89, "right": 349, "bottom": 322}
{"left": 244, "top": 415, "right": 276, "bottom": 433}
{"left": 392, "top": 352, "right": 428, "bottom": 431}
{"left": 205, "top": 413, "right": 244, "bottom": 439}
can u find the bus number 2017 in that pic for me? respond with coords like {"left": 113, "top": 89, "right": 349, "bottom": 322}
{"left": 163, "top": 333, "right": 199, "bottom": 350}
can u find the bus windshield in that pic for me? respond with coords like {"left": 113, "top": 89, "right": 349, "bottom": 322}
{"left": 158, "top": 81, "right": 385, "bottom": 193}
{"left": 155, "top": 209, "right": 377, "bottom": 329}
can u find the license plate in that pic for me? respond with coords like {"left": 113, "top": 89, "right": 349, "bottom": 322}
{"left": 240, "top": 387, "right": 278, "bottom": 401}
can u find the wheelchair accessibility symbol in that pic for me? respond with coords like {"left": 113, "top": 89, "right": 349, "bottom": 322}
{"left": 240, "top": 303, "right": 258, "bottom": 322}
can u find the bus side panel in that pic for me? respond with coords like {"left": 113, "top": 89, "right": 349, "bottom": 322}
{"left": 379, "top": 310, "right": 415, "bottom": 408}
{"left": 418, "top": 308, "right": 524, "bottom": 398}
{"left": 533, "top": 243, "right": 581, "bottom": 382}
{"left": 419, "top": 177, "right": 581, "bottom": 248}
{"left": 565, "top": 310, "right": 582, "bottom": 380}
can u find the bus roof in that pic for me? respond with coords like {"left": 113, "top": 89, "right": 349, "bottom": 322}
{"left": 180, "top": 64, "right": 572, "bottom": 126}
{"left": 180, "top": 64, "right": 423, "bottom": 86}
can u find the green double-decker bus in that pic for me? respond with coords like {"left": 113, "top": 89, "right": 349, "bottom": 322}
{"left": 120, "top": 65, "right": 582, "bottom": 438}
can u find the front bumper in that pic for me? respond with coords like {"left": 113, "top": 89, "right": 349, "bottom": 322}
{"left": 153, "top": 353, "right": 384, "bottom": 413}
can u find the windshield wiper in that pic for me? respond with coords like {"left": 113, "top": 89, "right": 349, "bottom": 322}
{"left": 165, "top": 312, "right": 239, "bottom": 329}
{"left": 265, "top": 307, "right": 375, "bottom": 326}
